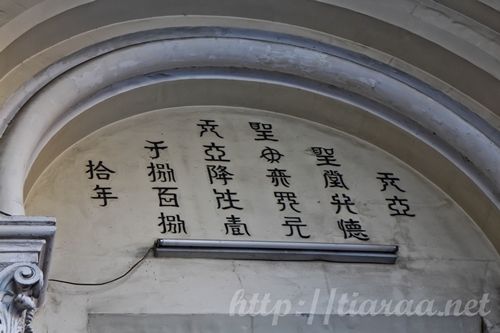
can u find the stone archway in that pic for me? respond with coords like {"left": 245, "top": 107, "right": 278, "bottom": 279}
{"left": 0, "top": 1, "right": 498, "bottom": 332}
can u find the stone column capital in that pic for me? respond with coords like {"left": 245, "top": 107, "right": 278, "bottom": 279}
{"left": 0, "top": 216, "right": 55, "bottom": 333}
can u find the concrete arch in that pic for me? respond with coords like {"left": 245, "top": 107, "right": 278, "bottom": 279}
{"left": 0, "top": 2, "right": 498, "bottom": 331}
{"left": 1, "top": 0, "right": 500, "bottom": 129}
{"left": 0, "top": 27, "right": 498, "bottom": 251}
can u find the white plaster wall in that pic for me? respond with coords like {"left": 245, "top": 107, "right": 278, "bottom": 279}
{"left": 0, "top": 1, "right": 497, "bottom": 260}
{"left": 23, "top": 107, "right": 500, "bottom": 332}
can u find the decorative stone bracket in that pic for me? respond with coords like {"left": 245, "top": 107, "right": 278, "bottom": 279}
{"left": 0, "top": 216, "right": 55, "bottom": 333}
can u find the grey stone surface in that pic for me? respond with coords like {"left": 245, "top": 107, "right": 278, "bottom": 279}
{"left": 24, "top": 107, "right": 500, "bottom": 332}
{"left": 88, "top": 314, "right": 482, "bottom": 333}
{"left": 0, "top": 1, "right": 498, "bottom": 332}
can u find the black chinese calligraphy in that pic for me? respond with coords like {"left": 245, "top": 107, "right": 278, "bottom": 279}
{"left": 260, "top": 146, "right": 284, "bottom": 163}
{"left": 249, "top": 122, "right": 279, "bottom": 142}
{"left": 337, "top": 218, "right": 369, "bottom": 241}
{"left": 203, "top": 142, "right": 230, "bottom": 162}
{"left": 144, "top": 140, "right": 167, "bottom": 159}
{"left": 385, "top": 196, "right": 416, "bottom": 217}
{"left": 85, "top": 160, "right": 116, "bottom": 180}
{"left": 311, "top": 147, "right": 340, "bottom": 167}
{"left": 157, "top": 213, "right": 187, "bottom": 234}
{"left": 376, "top": 172, "right": 406, "bottom": 192}
{"left": 213, "top": 189, "right": 243, "bottom": 210}
{"left": 323, "top": 170, "right": 349, "bottom": 190}
{"left": 152, "top": 187, "right": 179, "bottom": 207}
{"left": 330, "top": 193, "right": 357, "bottom": 214}
{"left": 90, "top": 185, "right": 118, "bottom": 207}
{"left": 224, "top": 215, "right": 251, "bottom": 236}
{"left": 282, "top": 216, "right": 310, "bottom": 239}
{"left": 266, "top": 168, "right": 291, "bottom": 187}
{"left": 197, "top": 119, "right": 223, "bottom": 139}
{"left": 376, "top": 172, "right": 415, "bottom": 218}
{"left": 207, "top": 165, "right": 234, "bottom": 185}
{"left": 86, "top": 159, "right": 118, "bottom": 207}
{"left": 147, "top": 162, "right": 176, "bottom": 182}
{"left": 274, "top": 191, "right": 301, "bottom": 213}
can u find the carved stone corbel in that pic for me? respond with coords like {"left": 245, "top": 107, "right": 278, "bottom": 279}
{"left": 0, "top": 217, "right": 55, "bottom": 333}
{"left": 0, "top": 263, "right": 42, "bottom": 333}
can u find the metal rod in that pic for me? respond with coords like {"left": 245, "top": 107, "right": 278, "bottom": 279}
{"left": 155, "top": 239, "right": 398, "bottom": 264}
{"left": 157, "top": 239, "right": 398, "bottom": 253}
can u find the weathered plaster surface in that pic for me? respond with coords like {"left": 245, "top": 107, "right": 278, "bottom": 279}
{"left": 24, "top": 107, "right": 500, "bottom": 332}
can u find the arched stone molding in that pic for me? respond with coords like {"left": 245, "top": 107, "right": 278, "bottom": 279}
{"left": 0, "top": 2, "right": 497, "bottom": 332}
{"left": 0, "top": 28, "right": 498, "bottom": 252}
{"left": 1, "top": 0, "right": 500, "bottom": 130}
